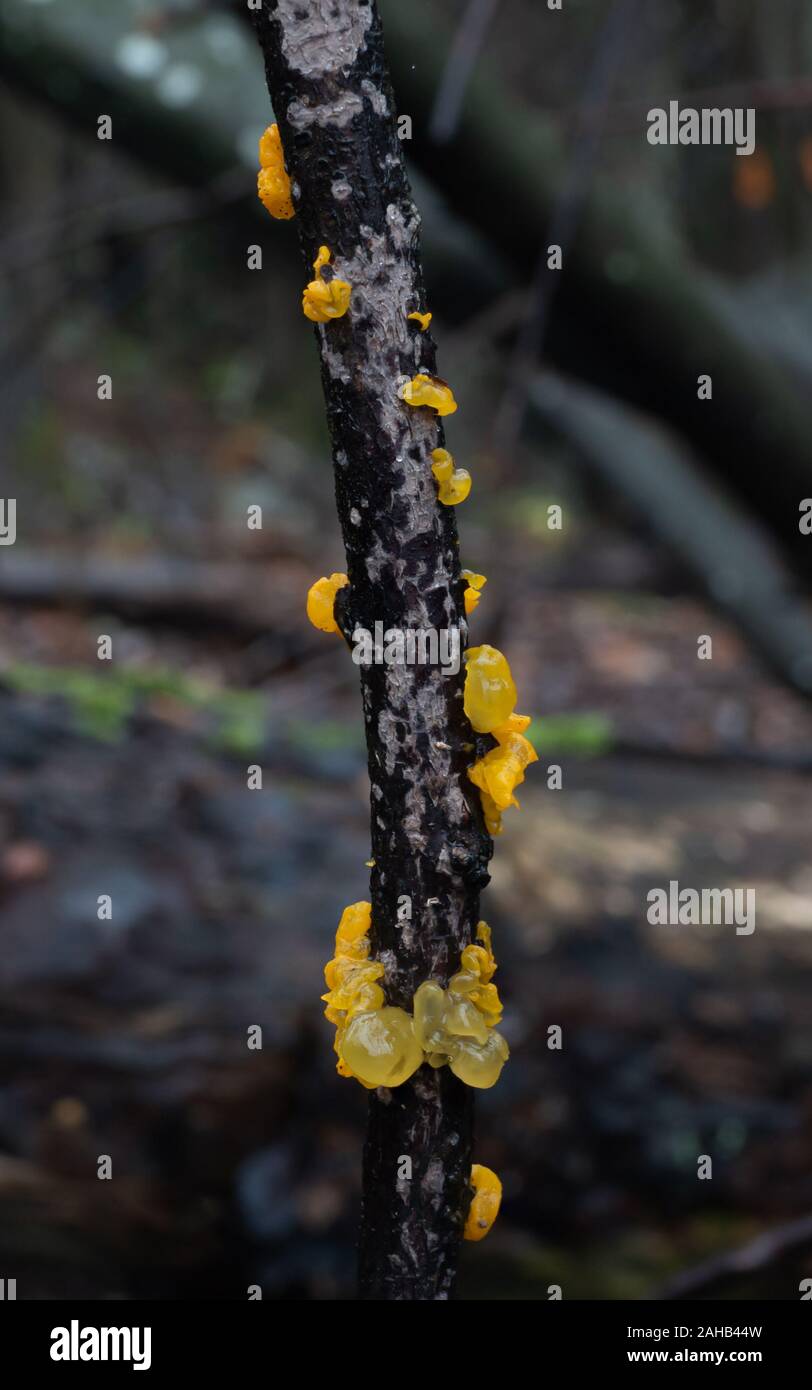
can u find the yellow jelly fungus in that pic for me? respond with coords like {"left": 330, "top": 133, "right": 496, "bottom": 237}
{"left": 431, "top": 448, "right": 471, "bottom": 506}
{"left": 450, "top": 1031, "right": 510, "bottom": 1088}
{"left": 407, "top": 311, "right": 432, "bottom": 331}
{"left": 257, "top": 123, "right": 295, "bottom": 220}
{"left": 323, "top": 901, "right": 386, "bottom": 1088}
{"left": 462, "top": 569, "right": 487, "bottom": 615}
{"left": 463, "top": 645, "right": 518, "bottom": 733}
{"left": 399, "top": 373, "right": 458, "bottom": 416}
{"left": 324, "top": 910, "right": 509, "bottom": 1091}
{"left": 468, "top": 730, "right": 538, "bottom": 813}
{"left": 412, "top": 923, "right": 508, "bottom": 1090}
{"left": 479, "top": 789, "right": 503, "bottom": 837}
{"left": 341, "top": 1006, "right": 423, "bottom": 1088}
{"left": 464, "top": 1165, "right": 502, "bottom": 1242}
{"left": 306, "top": 572, "right": 349, "bottom": 634}
{"left": 302, "top": 245, "right": 352, "bottom": 323}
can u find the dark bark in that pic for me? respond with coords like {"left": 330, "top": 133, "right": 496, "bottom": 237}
{"left": 251, "top": 2, "right": 491, "bottom": 1300}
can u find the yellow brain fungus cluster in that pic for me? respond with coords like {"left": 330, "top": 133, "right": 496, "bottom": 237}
{"left": 322, "top": 901, "right": 422, "bottom": 1088}
{"left": 399, "top": 373, "right": 458, "bottom": 416}
{"left": 464, "top": 647, "right": 538, "bottom": 835}
{"left": 462, "top": 569, "right": 487, "bottom": 615}
{"left": 302, "top": 245, "right": 352, "bottom": 323}
{"left": 407, "top": 310, "right": 432, "bottom": 331}
{"left": 431, "top": 448, "right": 472, "bottom": 506}
{"left": 257, "top": 123, "right": 295, "bottom": 220}
{"left": 323, "top": 912, "right": 507, "bottom": 1090}
{"left": 306, "top": 572, "right": 349, "bottom": 634}
{"left": 413, "top": 921, "right": 509, "bottom": 1088}
{"left": 464, "top": 1164, "right": 502, "bottom": 1242}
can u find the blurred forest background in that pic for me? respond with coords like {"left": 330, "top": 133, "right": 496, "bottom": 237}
{"left": 1, "top": 0, "right": 812, "bottom": 1299}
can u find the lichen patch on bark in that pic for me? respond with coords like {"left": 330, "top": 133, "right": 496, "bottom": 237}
{"left": 276, "top": 0, "right": 371, "bottom": 77}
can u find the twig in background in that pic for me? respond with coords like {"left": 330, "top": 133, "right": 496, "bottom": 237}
{"left": 428, "top": 0, "right": 500, "bottom": 146}
{"left": 493, "top": 0, "right": 645, "bottom": 460}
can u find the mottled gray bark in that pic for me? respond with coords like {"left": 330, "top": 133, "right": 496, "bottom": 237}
{"left": 251, "top": 1, "right": 492, "bottom": 1300}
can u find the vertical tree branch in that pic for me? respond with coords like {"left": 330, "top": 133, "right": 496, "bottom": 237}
{"left": 251, "top": 1, "right": 491, "bottom": 1299}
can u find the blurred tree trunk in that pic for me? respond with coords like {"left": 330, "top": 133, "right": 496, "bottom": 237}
{"left": 251, "top": 1, "right": 491, "bottom": 1300}
{"left": 377, "top": 0, "right": 812, "bottom": 579}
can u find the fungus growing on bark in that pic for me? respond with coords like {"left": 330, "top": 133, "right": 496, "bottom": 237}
{"left": 468, "top": 726, "right": 538, "bottom": 818}
{"left": 463, "top": 1165, "right": 502, "bottom": 1242}
{"left": 257, "top": 123, "right": 295, "bottom": 220}
{"left": 302, "top": 245, "right": 352, "bottom": 323}
{"left": 399, "top": 373, "right": 458, "bottom": 415}
{"left": 463, "top": 644, "right": 518, "bottom": 733}
{"left": 462, "top": 570, "right": 487, "bottom": 614}
{"left": 412, "top": 923, "right": 509, "bottom": 1089}
{"left": 306, "top": 572, "right": 349, "bottom": 633}
{"left": 251, "top": 0, "right": 519, "bottom": 1300}
{"left": 431, "top": 448, "right": 472, "bottom": 506}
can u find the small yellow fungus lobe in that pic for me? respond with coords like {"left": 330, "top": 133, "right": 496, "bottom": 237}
{"left": 462, "top": 569, "right": 487, "bottom": 615}
{"left": 257, "top": 123, "right": 295, "bottom": 220}
{"left": 463, "top": 644, "right": 518, "bottom": 733}
{"left": 469, "top": 726, "right": 538, "bottom": 812}
{"left": 306, "top": 572, "right": 349, "bottom": 634}
{"left": 464, "top": 1165, "right": 502, "bottom": 1242}
{"left": 322, "top": 901, "right": 421, "bottom": 1089}
{"left": 431, "top": 448, "right": 471, "bottom": 506}
{"left": 407, "top": 311, "right": 432, "bottom": 331}
{"left": 469, "top": 712, "right": 537, "bottom": 836}
{"left": 399, "top": 373, "right": 458, "bottom": 416}
{"left": 412, "top": 922, "right": 509, "bottom": 1089}
{"left": 302, "top": 245, "right": 352, "bottom": 323}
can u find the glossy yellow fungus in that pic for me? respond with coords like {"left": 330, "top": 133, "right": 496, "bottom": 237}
{"left": 431, "top": 448, "right": 471, "bottom": 506}
{"left": 342, "top": 1007, "right": 423, "bottom": 1088}
{"left": 322, "top": 901, "right": 422, "bottom": 1090}
{"left": 302, "top": 245, "right": 352, "bottom": 323}
{"left": 399, "top": 373, "right": 458, "bottom": 416}
{"left": 463, "top": 645, "right": 518, "bottom": 734}
{"left": 407, "top": 311, "right": 432, "bottom": 331}
{"left": 469, "top": 728, "right": 538, "bottom": 812}
{"left": 306, "top": 572, "right": 349, "bottom": 634}
{"left": 464, "top": 1165, "right": 502, "bottom": 1241}
{"left": 257, "top": 123, "right": 295, "bottom": 220}
{"left": 412, "top": 923, "right": 509, "bottom": 1089}
{"left": 462, "top": 569, "right": 487, "bottom": 615}
{"left": 479, "top": 789, "right": 504, "bottom": 837}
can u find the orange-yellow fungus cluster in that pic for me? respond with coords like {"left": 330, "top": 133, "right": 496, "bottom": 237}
{"left": 407, "top": 311, "right": 432, "bottom": 331}
{"left": 399, "top": 373, "right": 457, "bottom": 416}
{"left": 323, "top": 913, "right": 507, "bottom": 1090}
{"left": 306, "top": 572, "right": 349, "bottom": 634}
{"left": 302, "top": 245, "right": 352, "bottom": 323}
{"left": 462, "top": 569, "right": 487, "bottom": 615}
{"left": 464, "top": 1164, "right": 502, "bottom": 1241}
{"left": 257, "top": 123, "right": 295, "bottom": 220}
{"left": 464, "top": 646, "right": 537, "bottom": 835}
{"left": 322, "top": 902, "right": 421, "bottom": 1088}
{"left": 413, "top": 921, "right": 508, "bottom": 1088}
{"left": 431, "top": 448, "right": 471, "bottom": 506}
